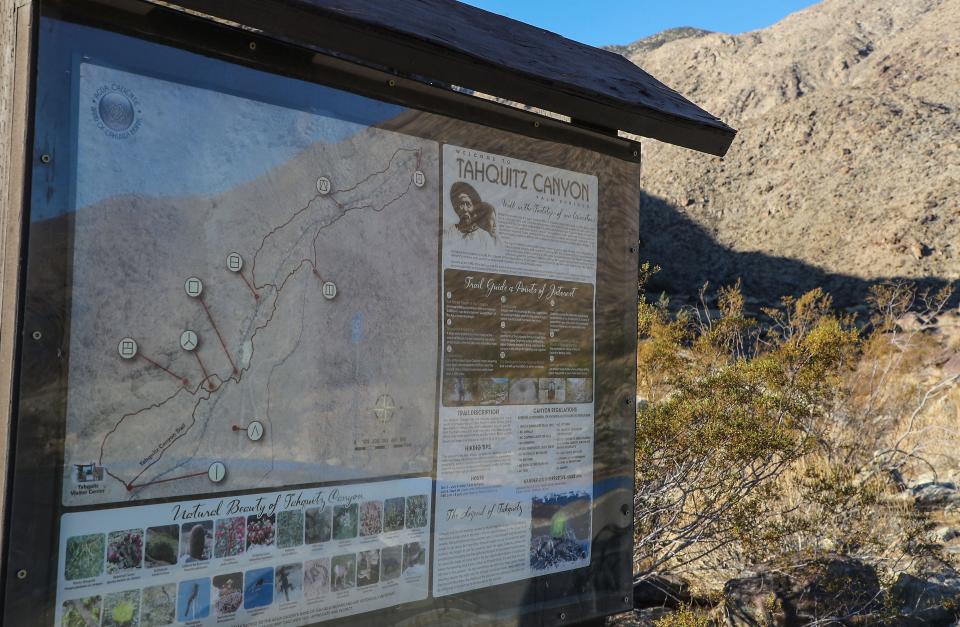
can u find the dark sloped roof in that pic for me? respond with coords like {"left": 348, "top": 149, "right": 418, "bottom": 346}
{"left": 158, "top": 0, "right": 736, "bottom": 156}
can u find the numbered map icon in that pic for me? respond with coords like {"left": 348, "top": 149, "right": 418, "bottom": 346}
{"left": 247, "top": 421, "right": 264, "bottom": 442}
{"left": 316, "top": 176, "right": 331, "bottom": 195}
{"left": 226, "top": 252, "right": 243, "bottom": 273}
{"left": 321, "top": 281, "right": 337, "bottom": 300}
{"left": 184, "top": 276, "right": 204, "bottom": 298}
{"left": 208, "top": 461, "right": 226, "bottom": 483}
{"left": 117, "top": 337, "right": 138, "bottom": 360}
{"left": 412, "top": 170, "right": 425, "bottom": 188}
{"left": 180, "top": 330, "right": 199, "bottom": 351}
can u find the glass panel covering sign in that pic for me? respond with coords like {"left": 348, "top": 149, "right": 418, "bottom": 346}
{"left": 4, "top": 11, "right": 638, "bottom": 627}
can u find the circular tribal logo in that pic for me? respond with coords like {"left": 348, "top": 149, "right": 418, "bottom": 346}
{"left": 91, "top": 84, "right": 142, "bottom": 138}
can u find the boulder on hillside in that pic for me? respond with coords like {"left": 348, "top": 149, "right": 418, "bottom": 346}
{"left": 911, "top": 481, "right": 960, "bottom": 509}
{"left": 633, "top": 573, "right": 692, "bottom": 609}
{"left": 722, "top": 554, "right": 881, "bottom": 626}
{"left": 889, "top": 559, "right": 960, "bottom": 626}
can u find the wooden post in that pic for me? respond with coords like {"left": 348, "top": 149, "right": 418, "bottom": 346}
{"left": 0, "top": 0, "right": 34, "bottom": 557}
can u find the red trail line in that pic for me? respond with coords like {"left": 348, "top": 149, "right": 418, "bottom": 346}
{"left": 199, "top": 296, "right": 238, "bottom": 374}
{"left": 139, "top": 353, "right": 189, "bottom": 386}
{"left": 128, "top": 470, "right": 207, "bottom": 491}
{"left": 193, "top": 351, "right": 213, "bottom": 389}
{"left": 238, "top": 270, "right": 260, "bottom": 300}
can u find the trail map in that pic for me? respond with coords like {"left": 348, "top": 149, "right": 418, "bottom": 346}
{"left": 63, "top": 63, "right": 439, "bottom": 505}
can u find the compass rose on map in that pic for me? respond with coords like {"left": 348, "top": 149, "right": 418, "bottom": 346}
{"left": 372, "top": 394, "right": 398, "bottom": 424}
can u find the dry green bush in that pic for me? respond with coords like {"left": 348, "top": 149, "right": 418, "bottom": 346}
{"left": 634, "top": 268, "right": 956, "bottom": 591}
{"left": 652, "top": 604, "right": 711, "bottom": 627}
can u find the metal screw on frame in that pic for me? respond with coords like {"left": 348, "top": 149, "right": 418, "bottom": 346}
{"left": 40, "top": 154, "right": 51, "bottom": 164}
{"left": 624, "top": 595, "right": 632, "bottom": 605}
{"left": 388, "top": 79, "right": 396, "bottom": 87}
{"left": 248, "top": 41, "right": 257, "bottom": 51}
{"left": 31, "top": 330, "right": 41, "bottom": 341}
{"left": 16, "top": 569, "right": 27, "bottom": 580}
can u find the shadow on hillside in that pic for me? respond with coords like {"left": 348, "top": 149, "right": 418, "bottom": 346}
{"left": 639, "top": 192, "right": 959, "bottom": 310}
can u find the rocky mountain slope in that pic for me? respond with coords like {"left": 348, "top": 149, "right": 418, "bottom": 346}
{"left": 621, "top": 0, "right": 960, "bottom": 306}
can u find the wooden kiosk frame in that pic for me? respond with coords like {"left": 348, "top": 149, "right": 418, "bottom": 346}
{"left": 0, "top": 1, "right": 733, "bottom": 625}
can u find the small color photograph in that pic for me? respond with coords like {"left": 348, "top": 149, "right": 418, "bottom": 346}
{"left": 179, "top": 521, "right": 212, "bottom": 563}
{"left": 303, "top": 558, "right": 330, "bottom": 599}
{"left": 244, "top": 567, "right": 275, "bottom": 609}
{"left": 106, "top": 529, "right": 143, "bottom": 574}
{"left": 144, "top": 525, "right": 178, "bottom": 568}
{"left": 72, "top": 462, "right": 104, "bottom": 484}
{"left": 212, "top": 573, "right": 242, "bottom": 615}
{"left": 333, "top": 503, "right": 359, "bottom": 539}
{"left": 357, "top": 549, "right": 380, "bottom": 587}
{"left": 246, "top": 514, "right": 276, "bottom": 550}
{"left": 214, "top": 516, "right": 245, "bottom": 558}
{"left": 477, "top": 377, "right": 509, "bottom": 405}
{"left": 275, "top": 563, "right": 303, "bottom": 603}
{"left": 405, "top": 495, "right": 428, "bottom": 528}
{"left": 402, "top": 542, "right": 426, "bottom": 575}
{"left": 529, "top": 491, "right": 591, "bottom": 571}
{"left": 102, "top": 589, "right": 141, "bottom": 627}
{"left": 565, "top": 377, "right": 593, "bottom": 403}
{"left": 64, "top": 533, "right": 105, "bottom": 580}
{"left": 383, "top": 497, "right": 405, "bottom": 532}
{"left": 61, "top": 595, "right": 101, "bottom": 627}
{"left": 305, "top": 507, "right": 332, "bottom": 544}
{"left": 442, "top": 376, "right": 475, "bottom": 405}
{"left": 507, "top": 378, "right": 538, "bottom": 403}
{"left": 359, "top": 500, "right": 383, "bottom": 536}
{"left": 177, "top": 578, "right": 210, "bottom": 621}
{"left": 537, "top": 377, "right": 566, "bottom": 403}
{"left": 381, "top": 545, "right": 403, "bottom": 581}
{"left": 331, "top": 553, "right": 357, "bottom": 591}
{"left": 276, "top": 509, "right": 304, "bottom": 548}
{"left": 140, "top": 584, "right": 176, "bottom": 627}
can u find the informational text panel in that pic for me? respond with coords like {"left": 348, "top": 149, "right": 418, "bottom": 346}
{"left": 434, "top": 145, "right": 598, "bottom": 596}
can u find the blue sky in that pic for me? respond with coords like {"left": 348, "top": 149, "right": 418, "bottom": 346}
{"left": 461, "top": 1, "right": 820, "bottom": 47}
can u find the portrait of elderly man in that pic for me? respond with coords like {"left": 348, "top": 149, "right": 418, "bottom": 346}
{"left": 446, "top": 181, "right": 498, "bottom": 250}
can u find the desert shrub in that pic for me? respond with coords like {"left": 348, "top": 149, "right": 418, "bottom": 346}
{"left": 653, "top": 604, "right": 710, "bottom": 627}
{"left": 246, "top": 515, "right": 275, "bottom": 549}
{"left": 360, "top": 501, "right": 383, "bottom": 536}
{"left": 406, "top": 495, "right": 428, "bottom": 528}
{"left": 107, "top": 529, "right": 144, "bottom": 573}
{"left": 64, "top": 534, "right": 105, "bottom": 580}
{"left": 214, "top": 517, "right": 245, "bottom": 558}
{"left": 383, "top": 497, "right": 405, "bottom": 532}
{"left": 634, "top": 273, "right": 954, "bottom": 589}
{"left": 141, "top": 585, "right": 175, "bottom": 627}
{"left": 305, "top": 507, "right": 332, "bottom": 544}
{"left": 333, "top": 504, "right": 359, "bottom": 539}
{"left": 276, "top": 510, "right": 304, "bottom": 548}
{"left": 635, "top": 275, "right": 857, "bottom": 580}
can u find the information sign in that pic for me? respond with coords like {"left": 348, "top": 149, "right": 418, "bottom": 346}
{"left": 2, "top": 7, "right": 639, "bottom": 625}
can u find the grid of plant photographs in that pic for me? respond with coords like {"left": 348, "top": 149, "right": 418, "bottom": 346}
{"left": 60, "top": 494, "right": 429, "bottom": 624}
